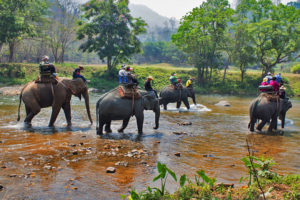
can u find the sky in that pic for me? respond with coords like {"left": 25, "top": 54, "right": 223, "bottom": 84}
{"left": 79, "top": 0, "right": 292, "bottom": 20}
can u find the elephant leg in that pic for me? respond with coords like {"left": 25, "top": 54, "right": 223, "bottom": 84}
{"left": 256, "top": 120, "right": 267, "bottom": 131}
{"left": 62, "top": 102, "right": 71, "bottom": 126}
{"left": 118, "top": 117, "right": 130, "bottom": 133}
{"left": 182, "top": 98, "right": 190, "bottom": 110}
{"left": 24, "top": 105, "right": 40, "bottom": 125}
{"left": 136, "top": 113, "right": 144, "bottom": 135}
{"left": 104, "top": 120, "right": 112, "bottom": 133}
{"left": 248, "top": 117, "right": 256, "bottom": 132}
{"left": 49, "top": 105, "right": 62, "bottom": 127}
{"left": 176, "top": 101, "right": 181, "bottom": 109}
{"left": 97, "top": 120, "right": 104, "bottom": 135}
{"left": 163, "top": 104, "right": 167, "bottom": 110}
{"left": 268, "top": 117, "right": 277, "bottom": 132}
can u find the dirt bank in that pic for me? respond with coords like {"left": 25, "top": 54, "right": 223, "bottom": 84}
{"left": 0, "top": 85, "right": 23, "bottom": 96}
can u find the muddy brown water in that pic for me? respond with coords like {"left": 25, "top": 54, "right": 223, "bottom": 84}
{"left": 0, "top": 94, "right": 299, "bottom": 199}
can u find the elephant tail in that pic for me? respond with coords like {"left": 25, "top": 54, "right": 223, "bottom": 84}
{"left": 96, "top": 99, "right": 100, "bottom": 131}
{"left": 17, "top": 89, "right": 23, "bottom": 121}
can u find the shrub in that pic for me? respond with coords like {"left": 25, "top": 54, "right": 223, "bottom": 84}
{"left": 291, "top": 64, "right": 300, "bottom": 74}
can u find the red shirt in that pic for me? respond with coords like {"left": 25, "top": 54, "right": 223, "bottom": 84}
{"left": 270, "top": 80, "right": 280, "bottom": 91}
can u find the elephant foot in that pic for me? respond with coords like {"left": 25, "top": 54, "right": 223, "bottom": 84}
{"left": 256, "top": 127, "right": 262, "bottom": 132}
{"left": 48, "top": 124, "right": 55, "bottom": 128}
{"left": 67, "top": 122, "right": 72, "bottom": 127}
{"left": 250, "top": 128, "right": 254, "bottom": 132}
{"left": 153, "top": 126, "right": 158, "bottom": 130}
{"left": 138, "top": 131, "right": 143, "bottom": 135}
{"left": 118, "top": 128, "right": 124, "bottom": 133}
{"left": 105, "top": 129, "right": 112, "bottom": 133}
{"left": 96, "top": 130, "right": 103, "bottom": 135}
{"left": 24, "top": 122, "right": 32, "bottom": 128}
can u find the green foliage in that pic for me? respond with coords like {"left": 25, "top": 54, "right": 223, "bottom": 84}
{"left": 0, "top": 0, "right": 47, "bottom": 44}
{"left": 291, "top": 64, "right": 300, "bottom": 74}
{"left": 241, "top": 155, "right": 277, "bottom": 186}
{"left": 77, "top": 0, "right": 147, "bottom": 71}
{"left": 194, "top": 170, "right": 216, "bottom": 189}
{"left": 172, "top": 0, "right": 233, "bottom": 83}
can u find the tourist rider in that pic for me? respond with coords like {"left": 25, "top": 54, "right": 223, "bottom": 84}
{"left": 118, "top": 64, "right": 127, "bottom": 84}
{"left": 73, "top": 65, "right": 87, "bottom": 83}
{"left": 126, "top": 66, "right": 138, "bottom": 85}
{"left": 186, "top": 77, "right": 194, "bottom": 88}
{"left": 169, "top": 73, "right": 178, "bottom": 87}
{"left": 270, "top": 76, "right": 280, "bottom": 93}
{"left": 39, "top": 55, "right": 56, "bottom": 78}
{"left": 144, "top": 76, "right": 158, "bottom": 97}
{"left": 259, "top": 77, "right": 269, "bottom": 92}
{"left": 275, "top": 73, "right": 284, "bottom": 86}
{"left": 265, "top": 72, "right": 272, "bottom": 84}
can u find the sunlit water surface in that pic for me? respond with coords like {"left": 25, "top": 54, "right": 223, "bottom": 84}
{"left": 0, "top": 94, "right": 299, "bottom": 199}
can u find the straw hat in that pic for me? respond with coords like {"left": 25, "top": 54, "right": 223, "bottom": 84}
{"left": 79, "top": 65, "right": 84, "bottom": 70}
{"left": 263, "top": 78, "right": 268, "bottom": 82}
{"left": 147, "top": 76, "right": 153, "bottom": 80}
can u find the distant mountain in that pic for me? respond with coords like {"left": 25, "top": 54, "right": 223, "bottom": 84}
{"left": 129, "top": 4, "right": 179, "bottom": 28}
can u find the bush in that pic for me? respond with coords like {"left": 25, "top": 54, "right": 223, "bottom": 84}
{"left": 291, "top": 64, "right": 300, "bottom": 74}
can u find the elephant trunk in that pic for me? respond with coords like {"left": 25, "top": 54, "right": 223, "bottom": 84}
{"left": 83, "top": 89, "right": 93, "bottom": 124}
{"left": 281, "top": 112, "right": 286, "bottom": 129}
{"left": 154, "top": 102, "right": 160, "bottom": 129}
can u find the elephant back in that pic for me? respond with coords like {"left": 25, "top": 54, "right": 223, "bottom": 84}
{"left": 118, "top": 85, "right": 141, "bottom": 99}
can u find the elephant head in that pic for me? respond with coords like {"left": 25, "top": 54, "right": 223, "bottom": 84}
{"left": 63, "top": 78, "right": 93, "bottom": 124}
{"left": 278, "top": 99, "right": 292, "bottom": 128}
{"left": 186, "top": 87, "right": 196, "bottom": 105}
{"left": 141, "top": 91, "right": 160, "bottom": 129}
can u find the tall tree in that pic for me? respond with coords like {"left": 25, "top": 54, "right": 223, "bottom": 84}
{"left": 77, "top": 0, "right": 146, "bottom": 72}
{"left": 239, "top": 0, "right": 300, "bottom": 75}
{"left": 0, "top": 0, "right": 47, "bottom": 62}
{"left": 48, "top": 0, "right": 80, "bottom": 63}
{"left": 172, "top": 0, "right": 233, "bottom": 84}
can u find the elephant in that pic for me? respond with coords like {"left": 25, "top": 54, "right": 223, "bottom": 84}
{"left": 17, "top": 78, "right": 93, "bottom": 127}
{"left": 159, "top": 85, "right": 196, "bottom": 110}
{"left": 96, "top": 88, "right": 160, "bottom": 135}
{"left": 248, "top": 94, "right": 292, "bottom": 132}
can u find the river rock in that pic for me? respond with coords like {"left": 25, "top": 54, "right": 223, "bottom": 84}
{"left": 177, "top": 122, "right": 192, "bottom": 126}
{"left": 88, "top": 88, "right": 100, "bottom": 93}
{"left": 174, "top": 152, "right": 181, "bottom": 157}
{"left": 0, "top": 185, "right": 3, "bottom": 191}
{"left": 215, "top": 101, "right": 230, "bottom": 107}
{"left": 115, "top": 161, "right": 128, "bottom": 167}
{"left": 18, "top": 157, "right": 26, "bottom": 161}
{"left": 106, "top": 167, "right": 116, "bottom": 173}
{"left": 173, "top": 131, "right": 187, "bottom": 135}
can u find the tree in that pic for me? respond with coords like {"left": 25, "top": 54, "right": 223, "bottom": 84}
{"left": 0, "top": 0, "right": 47, "bottom": 62}
{"left": 239, "top": 0, "right": 300, "bottom": 75}
{"left": 172, "top": 0, "right": 233, "bottom": 84}
{"left": 48, "top": 0, "right": 80, "bottom": 63}
{"left": 77, "top": 0, "right": 146, "bottom": 72}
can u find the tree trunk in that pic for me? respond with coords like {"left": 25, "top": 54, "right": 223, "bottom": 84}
{"left": 241, "top": 69, "right": 245, "bottom": 83}
{"left": 107, "top": 56, "right": 112, "bottom": 72}
{"left": 222, "top": 56, "right": 230, "bottom": 83}
{"left": 8, "top": 41, "right": 16, "bottom": 63}
{"left": 209, "top": 66, "right": 213, "bottom": 81}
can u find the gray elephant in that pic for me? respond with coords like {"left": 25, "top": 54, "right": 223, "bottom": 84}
{"left": 159, "top": 85, "right": 196, "bottom": 110}
{"left": 96, "top": 88, "right": 160, "bottom": 135}
{"left": 248, "top": 94, "right": 292, "bottom": 132}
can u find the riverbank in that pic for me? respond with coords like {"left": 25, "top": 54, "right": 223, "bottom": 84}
{"left": 0, "top": 63, "right": 299, "bottom": 96}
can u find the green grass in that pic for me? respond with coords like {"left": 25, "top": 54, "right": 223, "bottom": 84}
{"left": 1, "top": 63, "right": 300, "bottom": 96}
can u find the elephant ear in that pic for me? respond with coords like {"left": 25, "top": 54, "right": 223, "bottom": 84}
{"left": 68, "top": 79, "right": 86, "bottom": 95}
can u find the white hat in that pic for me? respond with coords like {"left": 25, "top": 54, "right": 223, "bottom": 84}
{"left": 42, "top": 55, "right": 49, "bottom": 60}
{"left": 267, "top": 72, "right": 271, "bottom": 75}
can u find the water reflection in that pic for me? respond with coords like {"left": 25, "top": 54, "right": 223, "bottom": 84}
{"left": 0, "top": 94, "right": 299, "bottom": 199}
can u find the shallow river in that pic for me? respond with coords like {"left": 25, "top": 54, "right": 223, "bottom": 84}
{"left": 0, "top": 93, "right": 299, "bottom": 199}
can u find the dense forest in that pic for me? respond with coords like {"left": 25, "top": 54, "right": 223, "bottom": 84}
{"left": 0, "top": 0, "right": 299, "bottom": 83}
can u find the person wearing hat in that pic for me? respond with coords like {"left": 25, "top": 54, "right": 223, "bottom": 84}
{"left": 279, "top": 86, "right": 286, "bottom": 99}
{"left": 144, "top": 76, "right": 157, "bottom": 97}
{"left": 169, "top": 73, "right": 178, "bottom": 87}
{"left": 126, "top": 66, "right": 138, "bottom": 85}
{"left": 186, "top": 77, "right": 194, "bottom": 88}
{"left": 118, "top": 64, "right": 127, "bottom": 84}
{"left": 259, "top": 77, "right": 269, "bottom": 92}
{"left": 39, "top": 55, "right": 56, "bottom": 80}
{"left": 73, "top": 65, "right": 87, "bottom": 82}
{"left": 264, "top": 72, "right": 272, "bottom": 84}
